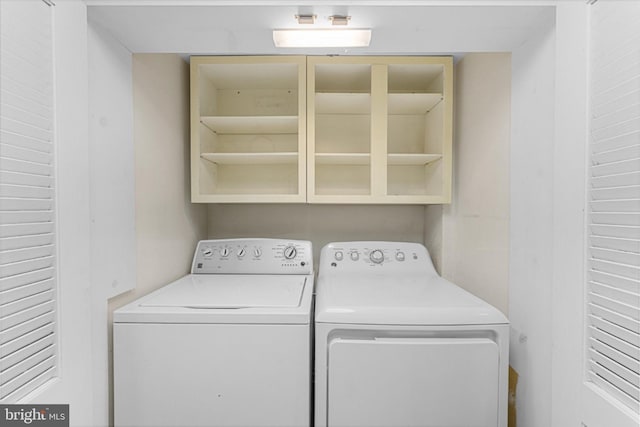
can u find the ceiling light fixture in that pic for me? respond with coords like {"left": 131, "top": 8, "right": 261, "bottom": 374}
{"left": 273, "top": 29, "right": 371, "bottom": 48}
{"left": 274, "top": 13, "right": 370, "bottom": 48}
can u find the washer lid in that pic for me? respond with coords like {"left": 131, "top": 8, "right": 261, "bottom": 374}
{"left": 315, "top": 274, "right": 508, "bottom": 326}
{"left": 140, "top": 275, "right": 305, "bottom": 309}
{"left": 113, "top": 274, "right": 313, "bottom": 324}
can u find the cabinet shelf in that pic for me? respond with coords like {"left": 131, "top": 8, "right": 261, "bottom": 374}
{"left": 387, "top": 153, "right": 442, "bottom": 166}
{"left": 200, "top": 116, "right": 298, "bottom": 135}
{"left": 315, "top": 153, "right": 371, "bottom": 165}
{"left": 388, "top": 93, "right": 443, "bottom": 115}
{"left": 201, "top": 152, "right": 299, "bottom": 165}
{"left": 315, "top": 93, "right": 371, "bottom": 114}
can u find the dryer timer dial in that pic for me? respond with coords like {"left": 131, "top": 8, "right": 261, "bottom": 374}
{"left": 369, "top": 249, "right": 384, "bottom": 264}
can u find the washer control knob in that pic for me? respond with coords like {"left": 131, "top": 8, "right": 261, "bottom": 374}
{"left": 253, "top": 248, "right": 262, "bottom": 258}
{"left": 370, "top": 249, "right": 384, "bottom": 264}
{"left": 284, "top": 246, "right": 297, "bottom": 260}
{"left": 334, "top": 251, "right": 344, "bottom": 261}
{"left": 237, "top": 248, "right": 246, "bottom": 258}
{"left": 396, "top": 251, "right": 405, "bottom": 261}
{"left": 220, "top": 247, "right": 230, "bottom": 257}
{"left": 350, "top": 251, "right": 360, "bottom": 261}
{"left": 203, "top": 248, "right": 213, "bottom": 257}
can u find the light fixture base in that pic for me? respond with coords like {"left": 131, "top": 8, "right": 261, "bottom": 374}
{"left": 273, "top": 29, "right": 371, "bottom": 48}
{"left": 329, "top": 15, "right": 351, "bottom": 26}
{"left": 295, "top": 14, "right": 316, "bottom": 25}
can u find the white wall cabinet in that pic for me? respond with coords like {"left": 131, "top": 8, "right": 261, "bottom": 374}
{"left": 191, "top": 56, "right": 452, "bottom": 204}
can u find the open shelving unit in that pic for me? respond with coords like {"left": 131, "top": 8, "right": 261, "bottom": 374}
{"left": 386, "top": 61, "right": 451, "bottom": 200}
{"left": 308, "top": 61, "right": 373, "bottom": 201}
{"left": 307, "top": 56, "right": 453, "bottom": 204}
{"left": 190, "top": 55, "right": 452, "bottom": 204}
{"left": 190, "top": 56, "right": 306, "bottom": 203}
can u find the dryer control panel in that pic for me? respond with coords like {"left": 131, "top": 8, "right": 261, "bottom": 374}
{"left": 191, "top": 238, "right": 313, "bottom": 275}
{"left": 320, "top": 241, "right": 436, "bottom": 274}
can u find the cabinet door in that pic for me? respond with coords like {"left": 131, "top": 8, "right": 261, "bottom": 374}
{"left": 307, "top": 56, "right": 453, "bottom": 204}
{"left": 190, "top": 56, "right": 306, "bottom": 203}
{"left": 327, "top": 337, "right": 500, "bottom": 427}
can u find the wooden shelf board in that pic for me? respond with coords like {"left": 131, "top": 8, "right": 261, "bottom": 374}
{"left": 387, "top": 93, "right": 443, "bottom": 115}
{"left": 201, "top": 152, "right": 299, "bottom": 165}
{"left": 200, "top": 116, "right": 298, "bottom": 134}
{"left": 387, "top": 153, "right": 442, "bottom": 165}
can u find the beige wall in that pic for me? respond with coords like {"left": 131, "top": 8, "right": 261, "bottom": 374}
{"left": 207, "top": 204, "right": 427, "bottom": 266}
{"left": 442, "top": 53, "right": 511, "bottom": 315}
{"left": 109, "top": 53, "right": 207, "bottom": 310}
{"left": 115, "top": 52, "right": 511, "bottom": 315}
{"left": 115, "top": 52, "right": 510, "bottom": 314}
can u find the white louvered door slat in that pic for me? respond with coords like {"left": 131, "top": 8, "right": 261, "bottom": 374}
{"left": 0, "top": 322, "right": 54, "bottom": 355}
{"left": 589, "top": 350, "right": 639, "bottom": 388}
{"left": 585, "top": 1, "right": 640, "bottom": 423}
{"left": 590, "top": 236, "right": 639, "bottom": 253}
{"left": 590, "top": 338, "right": 640, "bottom": 374}
{"left": 0, "top": 0, "right": 57, "bottom": 402}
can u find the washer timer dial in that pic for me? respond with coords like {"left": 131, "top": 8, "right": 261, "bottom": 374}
{"left": 284, "top": 246, "right": 297, "bottom": 260}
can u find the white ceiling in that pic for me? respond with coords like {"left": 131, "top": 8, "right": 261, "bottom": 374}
{"left": 87, "top": 2, "right": 555, "bottom": 56}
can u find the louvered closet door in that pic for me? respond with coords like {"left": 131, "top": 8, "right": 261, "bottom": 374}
{"left": 0, "top": 0, "right": 57, "bottom": 402}
{"left": 584, "top": 1, "right": 640, "bottom": 425}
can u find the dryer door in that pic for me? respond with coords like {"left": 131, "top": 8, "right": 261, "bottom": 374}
{"left": 327, "top": 337, "right": 500, "bottom": 427}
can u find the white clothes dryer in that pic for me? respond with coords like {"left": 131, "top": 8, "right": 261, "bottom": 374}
{"left": 114, "top": 238, "right": 314, "bottom": 427}
{"left": 314, "top": 241, "right": 509, "bottom": 427}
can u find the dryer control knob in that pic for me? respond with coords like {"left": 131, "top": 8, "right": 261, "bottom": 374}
{"left": 370, "top": 249, "right": 384, "bottom": 264}
{"left": 334, "top": 251, "right": 344, "bottom": 261}
{"left": 220, "top": 247, "right": 230, "bottom": 257}
{"left": 284, "top": 246, "right": 297, "bottom": 259}
{"left": 253, "top": 248, "right": 262, "bottom": 258}
{"left": 237, "top": 248, "right": 246, "bottom": 258}
{"left": 350, "top": 251, "right": 360, "bottom": 261}
{"left": 396, "top": 251, "right": 405, "bottom": 261}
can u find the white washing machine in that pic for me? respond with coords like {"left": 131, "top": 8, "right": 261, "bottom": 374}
{"left": 315, "top": 241, "right": 509, "bottom": 427}
{"left": 114, "top": 238, "right": 314, "bottom": 427}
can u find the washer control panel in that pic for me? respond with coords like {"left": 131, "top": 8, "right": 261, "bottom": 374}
{"left": 322, "top": 241, "right": 434, "bottom": 274}
{"left": 191, "top": 238, "right": 313, "bottom": 275}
